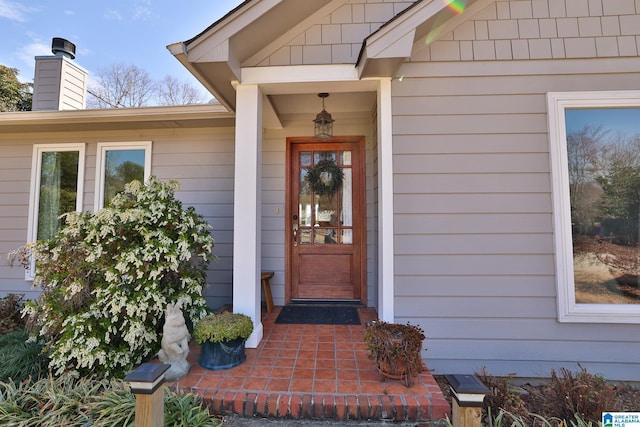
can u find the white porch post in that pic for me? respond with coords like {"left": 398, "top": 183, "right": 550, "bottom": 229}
{"left": 377, "top": 78, "right": 395, "bottom": 322}
{"left": 233, "top": 83, "right": 263, "bottom": 348}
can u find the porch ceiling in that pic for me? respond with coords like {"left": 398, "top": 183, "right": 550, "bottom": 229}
{"left": 268, "top": 91, "right": 376, "bottom": 122}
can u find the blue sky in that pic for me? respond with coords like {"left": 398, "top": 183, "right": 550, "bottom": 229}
{"left": 566, "top": 108, "right": 640, "bottom": 137}
{"left": 0, "top": 0, "right": 243, "bottom": 91}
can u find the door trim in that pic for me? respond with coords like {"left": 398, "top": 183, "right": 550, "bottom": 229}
{"left": 285, "top": 136, "right": 367, "bottom": 305}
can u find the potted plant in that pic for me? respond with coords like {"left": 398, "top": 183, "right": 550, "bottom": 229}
{"left": 194, "top": 311, "right": 254, "bottom": 370}
{"left": 364, "top": 320, "right": 426, "bottom": 386}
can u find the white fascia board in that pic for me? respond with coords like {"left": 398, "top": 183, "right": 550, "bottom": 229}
{"left": 191, "top": 39, "right": 231, "bottom": 63}
{"left": 190, "top": 38, "right": 243, "bottom": 85}
{"left": 367, "top": 29, "right": 415, "bottom": 59}
{"left": 241, "top": 64, "right": 360, "bottom": 86}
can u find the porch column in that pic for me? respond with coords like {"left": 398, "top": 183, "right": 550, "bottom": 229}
{"left": 377, "top": 78, "right": 395, "bottom": 322}
{"left": 233, "top": 83, "right": 263, "bottom": 348}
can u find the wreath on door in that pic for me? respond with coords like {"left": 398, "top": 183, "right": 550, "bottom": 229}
{"left": 305, "top": 159, "right": 344, "bottom": 197}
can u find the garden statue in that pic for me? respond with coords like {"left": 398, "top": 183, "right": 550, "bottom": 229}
{"left": 158, "top": 301, "right": 191, "bottom": 381}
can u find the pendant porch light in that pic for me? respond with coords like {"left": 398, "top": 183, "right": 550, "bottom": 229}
{"left": 313, "top": 93, "right": 334, "bottom": 140}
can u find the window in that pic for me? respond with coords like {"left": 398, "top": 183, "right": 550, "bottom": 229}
{"left": 27, "top": 144, "right": 85, "bottom": 278}
{"left": 94, "top": 141, "right": 151, "bottom": 209}
{"left": 548, "top": 91, "right": 640, "bottom": 323}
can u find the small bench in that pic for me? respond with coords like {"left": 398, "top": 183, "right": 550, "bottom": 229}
{"left": 261, "top": 272, "right": 274, "bottom": 313}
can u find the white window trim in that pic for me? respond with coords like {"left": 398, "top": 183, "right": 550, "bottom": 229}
{"left": 547, "top": 90, "right": 640, "bottom": 323}
{"left": 94, "top": 141, "right": 152, "bottom": 210}
{"left": 26, "top": 143, "right": 86, "bottom": 280}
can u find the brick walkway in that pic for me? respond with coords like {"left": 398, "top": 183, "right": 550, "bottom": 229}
{"left": 168, "top": 307, "right": 450, "bottom": 423}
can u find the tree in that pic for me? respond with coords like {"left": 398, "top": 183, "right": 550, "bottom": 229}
{"left": 0, "top": 65, "right": 32, "bottom": 111}
{"left": 87, "top": 63, "right": 157, "bottom": 108}
{"left": 157, "top": 75, "right": 208, "bottom": 105}
{"left": 87, "top": 63, "right": 208, "bottom": 108}
{"left": 567, "top": 125, "right": 609, "bottom": 235}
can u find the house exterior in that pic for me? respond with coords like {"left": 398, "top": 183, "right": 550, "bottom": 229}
{"left": 1, "top": 0, "right": 639, "bottom": 381}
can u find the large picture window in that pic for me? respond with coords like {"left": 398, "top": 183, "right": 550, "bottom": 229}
{"left": 548, "top": 91, "right": 640, "bottom": 323}
{"left": 27, "top": 144, "right": 85, "bottom": 278}
{"left": 94, "top": 141, "right": 151, "bottom": 209}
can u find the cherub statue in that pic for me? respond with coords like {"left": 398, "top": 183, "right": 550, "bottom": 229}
{"left": 158, "top": 301, "right": 191, "bottom": 381}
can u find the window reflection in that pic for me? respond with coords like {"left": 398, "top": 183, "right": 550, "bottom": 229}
{"left": 104, "top": 149, "right": 145, "bottom": 206}
{"left": 566, "top": 108, "right": 640, "bottom": 304}
{"left": 38, "top": 151, "right": 79, "bottom": 240}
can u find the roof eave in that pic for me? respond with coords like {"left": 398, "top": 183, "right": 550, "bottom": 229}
{"left": 167, "top": 42, "right": 238, "bottom": 111}
{"left": 0, "top": 104, "right": 235, "bottom": 133}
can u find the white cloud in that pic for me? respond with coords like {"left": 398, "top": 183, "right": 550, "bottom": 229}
{"left": 105, "top": 9, "right": 123, "bottom": 21}
{"left": 17, "top": 41, "right": 51, "bottom": 63}
{"left": 8, "top": 41, "right": 50, "bottom": 81}
{"left": 106, "top": 1, "right": 153, "bottom": 22}
{"left": 0, "top": 0, "right": 33, "bottom": 22}
{"left": 132, "top": 5, "right": 152, "bottom": 20}
{"left": 132, "top": 0, "right": 153, "bottom": 21}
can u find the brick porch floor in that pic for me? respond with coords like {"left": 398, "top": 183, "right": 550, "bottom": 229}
{"left": 168, "top": 306, "right": 450, "bottom": 423}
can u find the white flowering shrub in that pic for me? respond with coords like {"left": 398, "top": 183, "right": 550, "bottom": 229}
{"left": 24, "top": 177, "right": 214, "bottom": 378}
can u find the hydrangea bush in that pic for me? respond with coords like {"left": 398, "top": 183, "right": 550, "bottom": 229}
{"left": 24, "top": 177, "right": 214, "bottom": 378}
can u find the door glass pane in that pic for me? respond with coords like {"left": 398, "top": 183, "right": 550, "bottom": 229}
{"left": 314, "top": 228, "right": 337, "bottom": 244}
{"left": 315, "top": 193, "right": 338, "bottom": 226}
{"left": 314, "top": 151, "right": 336, "bottom": 164}
{"left": 299, "top": 229, "right": 311, "bottom": 245}
{"left": 104, "top": 149, "right": 145, "bottom": 206}
{"left": 341, "top": 168, "right": 352, "bottom": 227}
{"left": 38, "top": 151, "right": 79, "bottom": 240}
{"left": 341, "top": 150, "right": 352, "bottom": 166}
{"left": 300, "top": 151, "right": 312, "bottom": 166}
{"left": 341, "top": 230, "right": 353, "bottom": 245}
{"left": 299, "top": 169, "right": 312, "bottom": 226}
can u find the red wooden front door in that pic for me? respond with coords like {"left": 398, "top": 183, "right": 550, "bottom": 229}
{"left": 286, "top": 137, "right": 366, "bottom": 303}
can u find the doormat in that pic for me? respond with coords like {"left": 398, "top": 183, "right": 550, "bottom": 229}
{"left": 275, "top": 305, "right": 360, "bottom": 325}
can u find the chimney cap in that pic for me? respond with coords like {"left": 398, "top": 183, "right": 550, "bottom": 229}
{"left": 51, "top": 37, "right": 76, "bottom": 59}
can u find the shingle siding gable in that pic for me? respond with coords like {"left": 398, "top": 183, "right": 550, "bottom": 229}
{"left": 258, "top": 0, "right": 415, "bottom": 66}
{"left": 419, "top": 0, "right": 640, "bottom": 62}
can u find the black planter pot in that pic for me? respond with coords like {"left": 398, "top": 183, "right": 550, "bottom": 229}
{"left": 199, "top": 338, "right": 247, "bottom": 370}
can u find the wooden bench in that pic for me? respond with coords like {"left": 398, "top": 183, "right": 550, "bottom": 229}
{"left": 261, "top": 272, "right": 274, "bottom": 313}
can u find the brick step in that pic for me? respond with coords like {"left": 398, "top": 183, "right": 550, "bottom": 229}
{"left": 202, "top": 389, "right": 450, "bottom": 422}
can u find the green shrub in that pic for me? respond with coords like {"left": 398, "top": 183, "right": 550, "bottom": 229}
{"left": 24, "top": 177, "right": 215, "bottom": 378}
{"left": 0, "top": 329, "right": 48, "bottom": 383}
{"left": 193, "top": 312, "right": 254, "bottom": 344}
{"left": 0, "top": 373, "right": 221, "bottom": 426}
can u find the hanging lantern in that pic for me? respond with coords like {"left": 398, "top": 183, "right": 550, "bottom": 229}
{"left": 313, "top": 93, "right": 334, "bottom": 140}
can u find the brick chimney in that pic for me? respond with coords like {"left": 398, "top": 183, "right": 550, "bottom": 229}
{"left": 32, "top": 38, "right": 88, "bottom": 111}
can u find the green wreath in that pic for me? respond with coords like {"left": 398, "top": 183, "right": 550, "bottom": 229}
{"left": 305, "top": 159, "right": 344, "bottom": 197}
